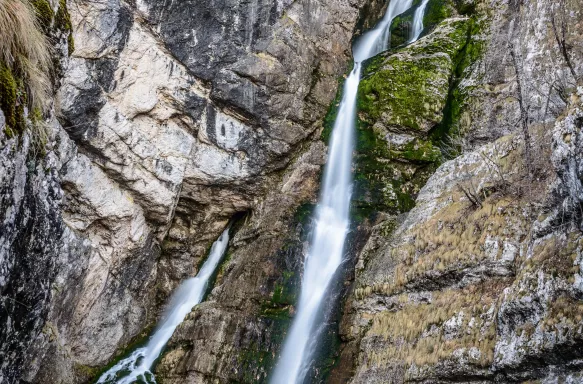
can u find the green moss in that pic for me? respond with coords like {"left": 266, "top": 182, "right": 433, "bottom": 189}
{"left": 67, "top": 32, "right": 75, "bottom": 55}
{"left": 358, "top": 19, "right": 468, "bottom": 133}
{"left": 430, "top": 17, "right": 486, "bottom": 152}
{"left": 238, "top": 201, "right": 315, "bottom": 381}
{"left": 423, "top": 0, "right": 454, "bottom": 30}
{"left": 31, "top": 0, "right": 54, "bottom": 31}
{"left": 453, "top": 17, "right": 485, "bottom": 77}
{"left": 359, "top": 56, "right": 450, "bottom": 131}
{"left": 293, "top": 203, "right": 315, "bottom": 226}
{"left": 0, "top": 63, "right": 26, "bottom": 135}
{"left": 242, "top": 263, "right": 299, "bottom": 381}
{"left": 216, "top": 249, "right": 233, "bottom": 279}
{"left": 350, "top": 18, "right": 471, "bottom": 221}
{"left": 238, "top": 334, "right": 285, "bottom": 383}
{"left": 261, "top": 269, "right": 296, "bottom": 321}
{"left": 390, "top": 8, "right": 416, "bottom": 47}
{"left": 454, "top": 0, "right": 477, "bottom": 15}
{"left": 321, "top": 77, "right": 346, "bottom": 143}
{"left": 352, "top": 121, "right": 435, "bottom": 220}
{"left": 74, "top": 364, "right": 101, "bottom": 383}
{"left": 391, "top": 138, "right": 442, "bottom": 163}
{"left": 55, "top": 0, "right": 74, "bottom": 55}
{"left": 0, "top": 64, "right": 18, "bottom": 130}
{"left": 55, "top": 0, "right": 71, "bottom": 31}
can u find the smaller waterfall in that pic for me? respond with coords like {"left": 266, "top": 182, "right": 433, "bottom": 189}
{"left": 353, "top": 0, "right": 413, "bottom": 62}
{"left": 97, "top": 227, "right": 231, "bottom": 384}
{"left": 409, "top": 0, "right": 430, "bottom": 43}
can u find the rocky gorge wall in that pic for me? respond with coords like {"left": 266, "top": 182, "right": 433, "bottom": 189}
{"left": 2, "top": 0, "right": 386, "bottom": 382}
{"left": 333, "top": 0, "right": 583, "bottom": 383}
{"left": 1, "top": 0, "right": 583, "bottom": 383}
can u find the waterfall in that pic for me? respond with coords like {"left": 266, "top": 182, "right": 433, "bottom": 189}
{"left": 353, "top": 0, "right": 413, "bottom": 62}
{"left": 96, "top": 227, "right": 231, "bottom": 384}
{"left": 270, "top": 1, "right": 416, "bottom": 383}
{"left": 409, "top": 0, "right": 430, "bottom": 43}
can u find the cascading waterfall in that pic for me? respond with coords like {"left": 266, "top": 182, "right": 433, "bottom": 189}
{"left": 270, "top": 62, "right": 360, "bottom": 384}
{"left": 97, "top": 227, "right": 231, "bottom": 384}
{"left": 409, "top": 0, "right": 430, "bottom": 43}
{"left": 270, "top": 1, "right": 422, "bottom": 383}
{"left": 353, "top": 0, "right": 413, "bottom": 62}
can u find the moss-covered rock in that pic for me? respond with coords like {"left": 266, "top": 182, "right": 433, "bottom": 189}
{"left": 359, "top": 18, "right": 469, "bottom": 132}
{"left": 0, "top": 64, "right": 18, "bottom": 131}
{"left": 390, "top": 7, "right": 416, "bottom": 47}
{"left": 351, "top": 18, "right": 469, "bottom": 219}
{"left": 55, "top": 0, "right": 72, "bottom": 32}
{"left": 0, "top": 63, "right": 26, "bottom": 136}
{"left": 55, "top": 0, "right": 74, "bottom": 55}
{"left": 423, "top": 0, "right": 455, "bottom": 31}
{"left": 389, "top": 0, "right": 457, "bottom": 48}
{"left": 430, "top": 16, "right": 487, "bottom": 151}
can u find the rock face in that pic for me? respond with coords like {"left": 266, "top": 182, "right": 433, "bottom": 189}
{"left": 333, "top": 0, "right": 583, "bottom": 383}
{"left": 1, "top": 0, "right": 384, "bottom": 382}
{"left": 1, "top": 0, "right": 583, "bottom": 383}
{"left": 0, "top": 121, "right": 65, "bottom": 383}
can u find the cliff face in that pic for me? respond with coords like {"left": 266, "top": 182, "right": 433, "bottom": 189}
{"left": 1, "top": 0, "right": 583, "bottom": 383}
{"left": 2, "top": 0, "right": 385, "bottom": 382}
{"left": 335, "top": 0, "right": 583, "bottom": 382}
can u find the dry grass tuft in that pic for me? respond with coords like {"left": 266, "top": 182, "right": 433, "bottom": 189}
{"left": 0, "top": 0, "right": 52, "bottom": 112}
{"left": 364, "top": 282, "right": 506, "bottom": 369}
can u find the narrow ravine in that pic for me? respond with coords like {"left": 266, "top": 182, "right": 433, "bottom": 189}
{"left": 271, "top": 0, "right": 427, "bottom": 384}
{"left": 96, "top": 227, "right": 231, "bottom": 384}
{"left": 270, "top": 1, "right": 428, "bottom": 383}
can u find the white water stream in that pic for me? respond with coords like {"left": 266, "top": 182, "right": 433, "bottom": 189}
{"left": 270, "top": 0, "right": 430, "bottom": 382}
{"left": 409, "top": 0, "right": 430, "bottom": 43}
{"left": 96, "top": 227, "right": 231, "bottom": 384}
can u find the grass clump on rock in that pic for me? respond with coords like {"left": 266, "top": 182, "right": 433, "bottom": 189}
{"left": 0, "top": 0, "right": 52, "bottom": 136}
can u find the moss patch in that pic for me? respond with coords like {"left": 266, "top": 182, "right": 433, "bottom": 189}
{"left": 0, "top": 63, "right": 26, "bottom": 136}
{"left": 321, "top": 69, "right": 354, "bottom": 143}
{"left": 32, "top": 0, "right": 55, "bottom": 31}
{"left": 0, "top": 64, "right": 18, "bottom": 131}
{"left": 351, "top": 18, "right": 470, "bottom": 221}
{"left": 423, "top": 0, "right": 455, "bottom": 32}
{"left": 359, "top": 18, "right": 469, "bottom": 132}
{"left": 260, "top": 270, "right": 296, "bottom": 321}
{"left": 390, "top": 7, "right": 416, "bottom": 47}
{"left": 55, "top": 0, "right": 74, "bottom": 55}
{"left": 429, "top": 16, "right": 487, "bottom": 153}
